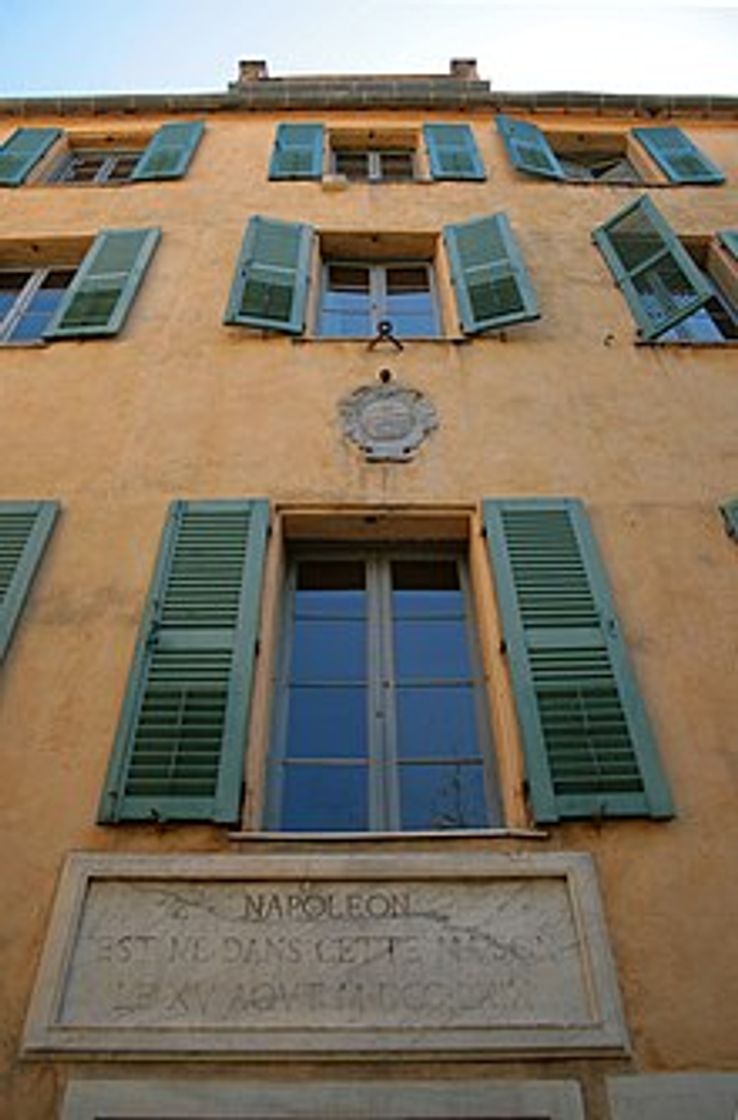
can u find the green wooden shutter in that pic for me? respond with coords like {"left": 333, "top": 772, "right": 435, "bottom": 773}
{"left": 720, "top": 499, "right": 738, "bottom": 541}
{"left": 224, "top": 215, "right": 313, "bottom": 334}
{"left": 633, "top": 127, "right": 725, "bottom": 185}
{"left": 496, "top": 115, "right": 565, "bottom": 180}
{"left": 0, "top": 127, "right": 61, "bottom": 186}
{"left": 269, "top": 123, "right": 324, "bottom": 180}
{"left": 444, "top": 212, "right": 539, "bottom": 334}
{"left": 99, "top": 499, "right": 269, "bottom": 824}
{"left": 484, "top": 498, "right": 673, "bottom": 823}
{"left": 132, "top": 120, "right": 204, "bottom": 180}
{"left": 0, "top": 501, "right": 58, "bottom": 661}
{"left": 718, "top": 231, "right": 738, "bottom": 260}
{"left": 44, "top": 227, "right": 160, "bottom": 339}
{"left": 592, "top": 195, "right": 713, "bottom": 340}
{"left": 423, "top": 124, "right": 485, "bottom": 181}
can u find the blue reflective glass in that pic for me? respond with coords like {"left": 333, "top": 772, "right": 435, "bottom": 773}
{"left": 320, "top": 265, "right": 371, "bottom": 337}
{"left": 396, "top": 686, "right": 480, "bottom": 760}
{"left": 8, "top": 313, "right": 48, "bottom": 341}
{"left": 394, "top": 618, "right": 472, "bottom": 681}
{"left": 385, "top": 267, "right": 437, "bottom": 336}
{"left": 391, "top": 560, "right": 462, "bottom": 617}
{"left": 399, "top": 761, "right": 488, "bottom": 830}
{"left": 285, "top": 686, "right": 367, "bottom": 759}
{"left": 291, "top": 618, "right": 366, "bottom": 682}
{"left": 295, "top": 560, "right": 365, "bottom": 618}
{"left": 281, "top": 763, "right": 368, "bottom": 830}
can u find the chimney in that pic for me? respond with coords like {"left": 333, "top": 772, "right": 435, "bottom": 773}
{"left": 449, "top": 58, "right": 479, "bottom": 81}
{"left": 237, "top": 59, "right": 269, "bottom": 85}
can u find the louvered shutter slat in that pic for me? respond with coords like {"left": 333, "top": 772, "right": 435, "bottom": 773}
{"left": 0, "top": 128, "right": 61, "bottom": 186}
{"left": 592, "top": 195, "right": 713, "bottom": 340}
{"left": 423, "top": 124, "right": 485, "bottom": 181}
{"left": 0, "top": 502, "right": 59, "bottom": 661}
{"left": 496, "top": 116, "right": 565, "bottom": 180}
{"left": 44, "top": 228, "right": 161, "bottom": 338}
{"left": 633, "top": 127, "right": 725, "bottom": 184}
{"left": 132, "top": 120, "right": 204, "bottom": 181}
{"left": 444, "top": 212, "right": 539, "bottom": 334}
{"left": 99, "top": 499, "right": 269, "bottom": 823}
{"left": 224, "top": 215, "right": 313, "bottom": 334}
{"left": 484, "top": 498, "right": 673, "bottom": 822}
{"left": 269, "top": 123, "right": 324, "bottom": 180}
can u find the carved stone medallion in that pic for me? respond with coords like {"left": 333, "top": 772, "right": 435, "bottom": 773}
{"left": 340, "top": 383, "right": 438, "bottom": 461}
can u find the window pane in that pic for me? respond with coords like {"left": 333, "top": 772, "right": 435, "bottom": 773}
{"left": 385, "top": 266, "right": 437, "bottom": 336}
{"left": 281, "top": 762, "right": 368, "bottom": 830}
{"left": 107, "top": 154, "right": 139, "bottom": 181}
{"left": 379, "top": 151, "right": 414, "bottom": 180}
{"left": 396, "top": 686, "right": 481, "bottom": 760}
{"left": 394, "top": 617, "right": 472, "bottom": 681}
{"left": 399, "top": 761, "right": 488, "bottom": 829}
{"left": 7, "top": 270, "right": 73, "bottom": 341}
{"left": 320, "top": 264, "right": 372, "bottom": 336}
{"left": 0, "top": 271, "right": 32, "bottom": 324}
{"left": 634, "top": 257, "right": 704, "bottom": 331}
{"left": 391, "top": 559, "right": 462, "bottom": 617}
{"left": 295, "top": 559, "right": 366, "bottom": 617}
{"left": 65, "top": 154, "right": 107, "bottom": 182}
{"left": 285, "top": 686, "right": 367, "bottom": 759}
{"left": 291, "top": 618, "right": 365, "bottom": 681}
{"left": 334, "top": 151, "right": 370, "bottom": 179}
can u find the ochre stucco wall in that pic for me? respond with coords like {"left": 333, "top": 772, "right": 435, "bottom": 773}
{"left": 0, "top": 107, "right": 736, "bottom": 1118}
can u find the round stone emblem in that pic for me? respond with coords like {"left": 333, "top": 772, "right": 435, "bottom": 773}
{"left": 340, "top": 383, "right": 438, "bottom": 461}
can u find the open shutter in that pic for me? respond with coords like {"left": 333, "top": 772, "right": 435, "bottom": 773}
{"left": 496, "top": 115, "right": 565, "bottom": 181}
{"left": 423, "top": 124, "right": 485, "bottom": 181}
{"left": 718, "top": 231, "right": 738, "bottom": 261}
{"left": 269, "top": 123, "right": 324, "bottom": 180}
{"left": 444, "top": 212, "right": 539, "bottom": 334}
{"left": 484, "top": 498, "right": 673, "bottom": 823}
{"left": 132, "top": 120, "right": 204, "bottom": 180}
{"left": 0, "top": 501, "right": 58, "bottom": 661}
{"left": 99, "top": 499, "right": 269, "bottom": 824}
{"left": 0, "top": 127, "right": 61, "bottom": 186}
{"left": 633, "top": 127, "right": 725, "bottom": 185}
{"left": 592, "top": 195, "right": 713, "bottom": 340}
{"left": 720, "top": 499, "right": 738, "bottom": 541}
{"left": 44, "top": 228, "right": 160, "bottom": 339}
{"left": 224, "top": 215, "right": 313, "bottom": 334}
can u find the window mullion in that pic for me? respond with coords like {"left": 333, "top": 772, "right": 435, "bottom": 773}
{"left": 369, "top": 266, "right": 385, "bottom": 333}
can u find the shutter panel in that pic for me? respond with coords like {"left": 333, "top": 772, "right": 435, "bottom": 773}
{"left": 496, "top": 115, "right": 565, "bottom": 181}
{"left": 633, "top": 127, "right": 725, "bottom": 185}
{"left": 224, "top": 215, "right": 313, "bottom": 334}
{"left": 99, "top": 499, "right": 269, "bottom": 823}
{"left": 484, "top": 498, "right": 674, "bottom": 822}
{"left": 444, "top": 212, "right": 539, "bottom": 334}
{"left": 0, "top": 127, "right": 61, "bottom": 186}
{"left": 132, "top": 120, "right": 204, "bottom": 180}
{"left": 269, "top": 123, "right": 324, "bottom": 180}
{"left": 592, "top": 195, "right": 713, "bottom": 340}
{"left": 0, "top": 501, "right": 58, "bottom": 661}
{"left": 44, "top": 227, "right": 160, "bottom": 338}
{"left": 720, "top": 499, "right": 738, "bottom": 541}
{"left": 423, "top": 124, "right": 485, "bottom": 181}
{"left": 718, "top": 231, "right": 738, "bottom": 261}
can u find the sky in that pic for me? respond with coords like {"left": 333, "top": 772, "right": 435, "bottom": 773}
{"left": 1, "top": 0, "right": 736, "bottom": 97}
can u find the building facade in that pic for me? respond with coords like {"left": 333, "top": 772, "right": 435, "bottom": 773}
{"left": 0, "top": 59, "right": 736, "bottom": 1119}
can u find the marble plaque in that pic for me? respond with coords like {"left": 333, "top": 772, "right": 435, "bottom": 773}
{"left": 23, "top": 852, "right": 628, "bottom": 1058}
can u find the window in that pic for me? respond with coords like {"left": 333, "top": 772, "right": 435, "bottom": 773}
{"left": 267, "top": 548, "right": 501, "bottom": 832}
{"left": 0, "top": 228, "right": 160, "bottom": 343}
{"left": 0, "top": 268, "right": 75, "bottom": 342}
{"left": 593, "top": 196, "right": 737, "bottom": 343}
{"left": 0, "top": 502, "right": 58, "bottom": 662}
{"left": 497, "top": 116, "right": 725, "bottom": 185}
{"left": 319, "top": 260, "right": 439, "bottom": 338}
{"left": 0, "top": 121, "right": 204, "bottom": 186}
{"left": 225, "top": 214, "right": 539, "bottom": 338}
{"left": 268, "top": 122, "right": 485, "bottom": 181}
{"left": 101, "top": 499, "right": 673, "bottom": 829}
{"left": 49, "top": 148, "right": 144, "bottom": 184}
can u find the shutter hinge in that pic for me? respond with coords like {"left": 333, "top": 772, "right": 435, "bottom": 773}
{"left": 254, "top": 638, "right": 261, "bottom": 657}
{"left": 499, "top": 638, "right": 507, "bottom": 655}
{"left": 480, "top": 524, "right": 487, "bottom": 538}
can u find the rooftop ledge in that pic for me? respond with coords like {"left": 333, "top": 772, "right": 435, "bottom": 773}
{"left": 0, "top": 59, "right": 736, "bottom": 118}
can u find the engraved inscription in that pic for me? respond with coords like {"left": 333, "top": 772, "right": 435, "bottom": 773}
{"left": 61, "top": 879, "right": 590, "bottom": 1029}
